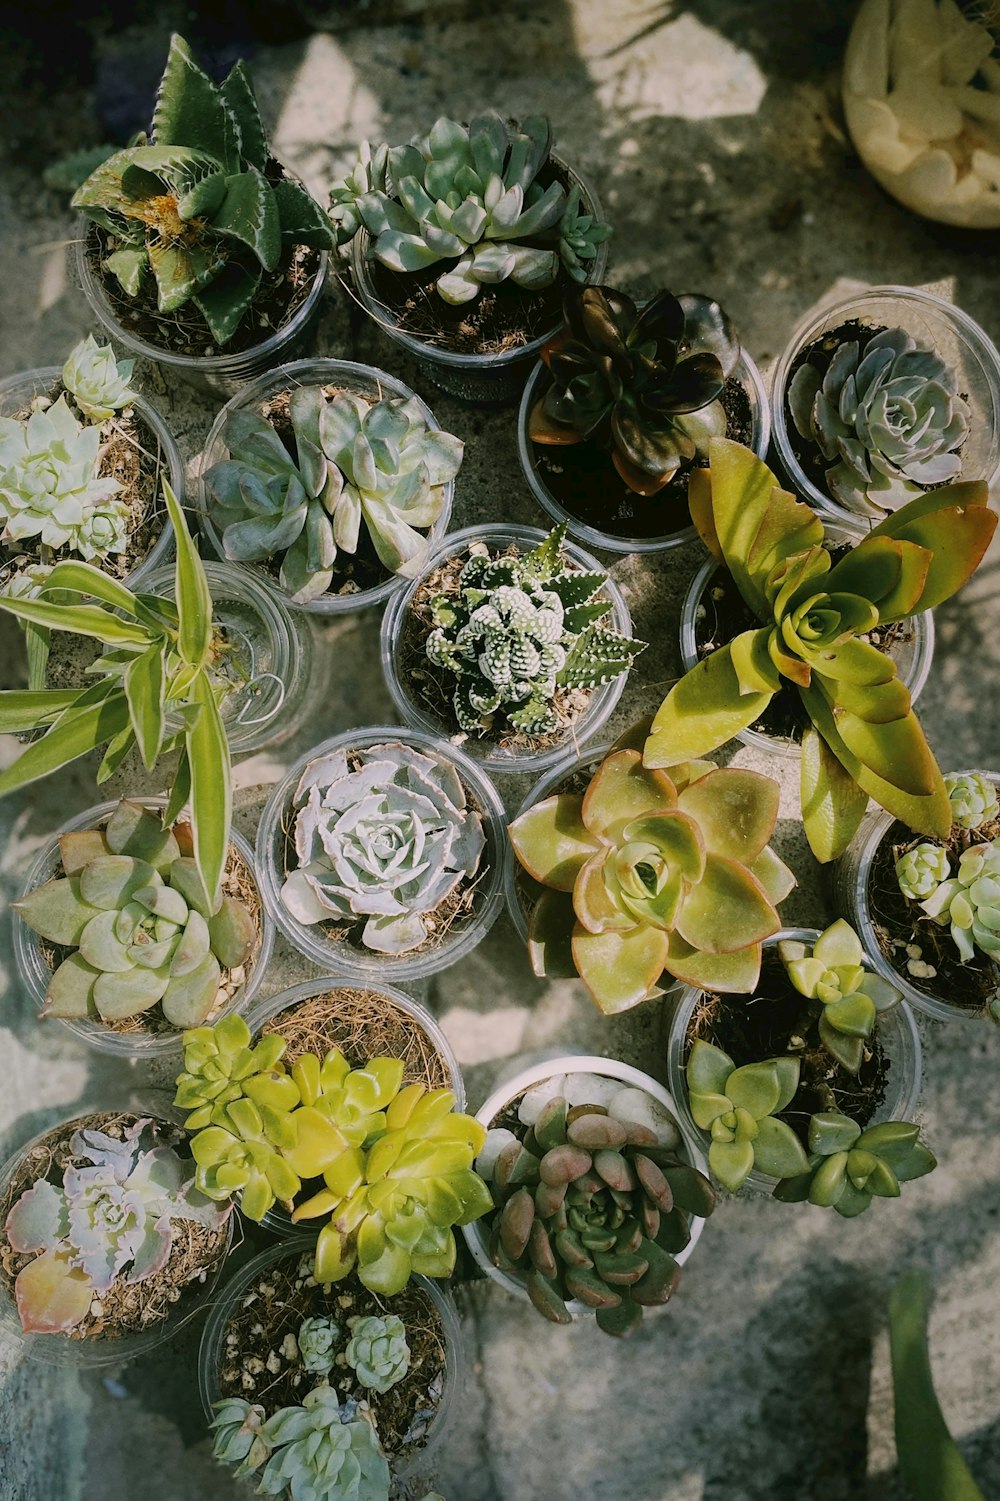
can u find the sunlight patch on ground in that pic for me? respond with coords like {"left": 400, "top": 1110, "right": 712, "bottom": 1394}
{"left": 272, "top": 34, "right": 385, "bottom": 196}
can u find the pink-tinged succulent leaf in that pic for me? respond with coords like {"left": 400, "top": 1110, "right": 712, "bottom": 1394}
{"left": 571, "top": 922, "right": 671, "bottom": 1014}
{"left": 823, "top": 535, "right": 930, "bottom": 623}
{"left": 572, "top": 852, "right": 635, "bottom": 935}
{"left": 580, "top": 750, "right": 677, "bottom": 842}
{"left": 752, "top": 1117, "right": 810, "bottom": 1178}
{"left": 645, "top": 644, "right": 774, "bottom": 765}
{"left": 676, "top": 767, "right": 779, "bottom": 865}
{"left": 688, "top": 467, "right": 722, "bottom": 560}
{"left": 126, "top": 1215, "right": 174, "bottom": 1283}
{"left": 15, "top": 877, "right": 102, "bottom": 945}
{"left": 527, "top": 889, "right": 578, "bottom": 978}
{"left": 15, "top": 1248, "right": 94, "bottom": 1333}
{"left": 865, "top": 481, "right": 996, "bottom": 614}
{"left": 767, "top": 630, "right": 812, "bottom": 688}
{"left": 663, "top": 933, "right": 763, "bottom": 993}
{"left": 58, "top": 829, "right": 111, "bottom": 875}
{"left": 508, "top": 794, "right": 596, "bottom": 891}
{"left": 673, "top": 852, "right": 779, "bottom": 955}
{"left": 730, "top": 628, "right": 783, "bottom": 695}
{"left": 5, "top": 1179, "right": 69, "bottom": 1253}
{"left": 801, "top": 728, "right": 870, "bottom": 863}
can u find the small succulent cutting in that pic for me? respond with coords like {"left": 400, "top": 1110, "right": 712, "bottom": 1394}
{"left": 685, "top": 1041, "right": 810, "bottom": 1192}
{"left": 424, "top": 525, "right": 644, "bottom": 736}
{"left": 528, "top": 285, "right": 741, "bottom": 495}
{"left": 280, "top": 741, "right": 486, "bottom": 956}
{"left": 773, "top": 1113, "right": 936, "bottom": 1216}
{"left": 778, "top": 920, "right": 902, "bottom": 1074}
{"left": 71, "top": 34, "right": 335, "bottom": 344}
{"left": 344, "top": 1314, "right": 410, "bottom": 1393}
{"left": 61, "top": 335, "right": 137, "bottom": 423}
{"left": 648, "top": 439, "right": 996, "bottom": 861}
{"left": 330, "top": 112, "right": 611, "bottom": 305}
{"left": 4, "top": 1115, "right": 229, "bottom": 1334}
{"left": 298, "top": 1316, "right": 341, "bottom": 1376}
{"left": 15, "top": 799, "right": 255, "bottom": 1028}
{"left": 203, "top": 387, "right": 463, "bottom": 602}
{"left": 943, "top": 770, "right": 999, "bottom": 831}
{"left": 787, "top": 326, "right": 970, "bottom": 516}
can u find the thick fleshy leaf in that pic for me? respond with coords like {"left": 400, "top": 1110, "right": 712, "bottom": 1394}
{"left": 526, "top": 890, "right": 578, "bottom": 979}
{"left": 185, "top": 673, "right": 231, "bottom": 911}
{"left": 43, "top": 954, "right": 99, "bottom": 1017}
{"left": 572, "top": 852, "right": 634, "bottom": 935}
{"left": 676, "top": 767, "right": 779, "bottom": 864}
{"left": 709, "top": 1137, "right": 755, "bottom": 1192}
{"left": 16, "top": 878, "right": 101, "bottom": 946}
{"left": 674, "top": 852, "right": 779, "bottom": 954}
{"left": 165, "top": 482, "right": 211, "bottom": 670}
{"left": 824, "top": 535, "right": 930, "bottom": 623}
{"left": 800, "top": 726, "right": 870, "bottom": 863}
{"left": 730, "top": 628, "right": 783, "bottom": 695}
{"left": 581, "top": 750, "right": 677, "bottom": 842}
{"left": 645, "top": 644, "right": 775, "bottom": 765}
{"left": 705, "top": 440, "right": 805, "bottom": 619}
{"left": 686, "top": 1040, "right": 734, "bottom": 1097}
{"left": 508, "top": 795, "right": 596, "bottom": 891}
{"left": 866, "top": 482, "right": 996, "bottom": 612}
{"left": 688, "top": 467, "right": 721, "bottom": 559}
{"left": 832, "top": 703, "right": 939, "bottom": 798}
{"left": 752, "top": 1117, "right": 811, "bottom": 1179}
{"left": 726, "top": 1061, "right": 781, "bottom": 1119}
{"left": 663, "top": 933, "right": 763, "bottom": 993}
{"left": 14, "top": 1248, "right": 94, "bottom": 1334}
{"left": 5, "top": 1180, "right": 69, "bottom": 1254}
{"left": 571, "top": 922, "right": 670, "bottom": 1014}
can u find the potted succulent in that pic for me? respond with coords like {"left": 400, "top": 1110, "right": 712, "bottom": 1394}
{"left": 666, "top": 921, "right": 928, "bottom": 1206}
{"left": 519, "top": 284, "right": 770, "bottom": 552}
{"left": 330, "top": 112, "right": 612, "bottom": 402}
{"left": 0, "top": 337, "right": 183, "bottom": 599}
{"left": 199, "top": 1237, "right": 460, "bottom": 1499}
{"left": 463, "top": 1056, "right": 715, "bottom": 1335}
{"left": 380, "top": 522, "right": 645, "bottom": 774}
{"left": 198, "top": 358, "right": 463, "bottom": 615}
{"left": 0, "top": 1106, "right": 233, "bottom": 1364}
{"left": 833, "top": 769, "right": 1000, "bottom": 1024}
{"left": 256, "top": 726, "right": 507, "bottom": 982}
{"left": 506, "top": 723, "right": 796, "bottom": 1014}
{"left": 647, "top": 440, "right": 997, "bottom": 861}
{"left": 13, "top": 797, "right": 271, "bottom": 1059}
{"left": 70, "top": 34, "right": 336, "bottom": 392}
{"left": 771, "top": 286, "right": 1000, "bottom": 524}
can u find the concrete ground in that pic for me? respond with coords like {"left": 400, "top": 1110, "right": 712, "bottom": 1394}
{"left": 1, "top": 2, "right": 998, "bottom": 1498}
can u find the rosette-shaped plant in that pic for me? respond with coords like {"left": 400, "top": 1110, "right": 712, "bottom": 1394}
{"left": 280, "top": 742, "right": 486, "bottom": 956}
{"left": 299, "top": 1316, "right": 341, "bottom": 1376}
{"left": 650, "top": 440, "right": 996, "bottom": 860}
{"left": 508, "top": 741, "right": 795, "bottom": 1012}
{"left": 254, "top": 1385, "right": 390, "bottom": 1501}
{"left": 62, "top": 335, "right": 135, "bottom": 422}
{"left": 5, "top": 1116, "right": 227, "bottom": 1333}
{"left": 210, "top": 1399, "right": 271, "bottom": 1480}
{"left": 944, "top": 771, "right": 999, "bottom": 830}
{"left": 16, "top": 799, "right": 255, "bottom": 1027}
{"left": 685, "top": 1041, "right": 810, "bottom": 1192}
{"left": 204, "top": 388, "right": 462, "bottom": 602}
{"left": 528, "top": 285, "right": 740, "bottom": 495}
{"left": 344, "top": 1313, "right": 410, "bottom": 1393}
{"left": 71, "top": 35, "right": 335, "bottom": 344}
{"left": 787, "top": 327, "right": 970, "bottom": 516}
{"left": 920, "top": 840, "right": 1000, "bottom": 963}
{"left": 425, "top": 525, "right": 644, "bottom": 735}
{"left": 773, "top": 1113, "right": 936, "bottom": 1216}
{"left": 895, "top": 842, "right": 952, "bottom": 902}
{"left": 778, "top": 920, "right": 902, "bottom": 1073}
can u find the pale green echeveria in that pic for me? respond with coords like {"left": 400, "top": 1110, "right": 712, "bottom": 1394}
{"left": 203, "top": 388, "right": 462, "bottom": 603}
{"left": 5, "top": 1116, "right": 226, "bottom": 1334}
{"left": 920, "top": 839, "right": 1000, "bottom": 963}
{"left": 329, "top": 140, "right": 389, "bottom": 242}
{"left": 281, "top": 742, "right": 486, "bottom": 956}
{"left": 787, "top": 327, "right": 970, "bottom": 517}
{"left": 944, "top": 771, "right": 999, "bottom": 831}
{"left": 62, "top": 335, "right": 135, "bottom": 422}
{"left": 773, "top": 1114, "right": 936, "bottom": 1217}
{"left": 344, "top": 1313, "right": 410, "bottom": 1393}
{"left": 0, "top": 561, "right": 54, "bottom": 602}
{"left": 298, "top": 1315, "right": 341, "bottom": 1375}
{"left": 778, "top": 919, "right": 902, "bottom": 1073}
{"left": 210, "top": 1398, "right": 271, "bottom": 1480}
{"left": 255, "top": 1384, "right": 390, "bottom": 1501}
{"left": 0, "top": 393, "right": 128, "bottom": 560}
{"left": 895, "top": 841, "right": 952, "bottom": 902}
{"left": 685, "top": 1039, "right": 810, "bottom": 1193}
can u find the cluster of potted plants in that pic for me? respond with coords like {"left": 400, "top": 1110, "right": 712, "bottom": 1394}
{"left": 3, "top": 23, "right": 1000, "bottom": 1501}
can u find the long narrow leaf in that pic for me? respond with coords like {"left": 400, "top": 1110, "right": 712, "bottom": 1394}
{"left": 125, "top": 644, "right": 166, "bottom": 771}
{"left": 0, "top": 691, "right": 130, "bottom": 796}
{"left": 0, "top": 689, "right": 84, "bottom": 733}
{"left": 162, "top": 747, "right": 192, "bottom": 828}
{"left": 97, "top": 722, "right": 136, "bottom": 783}
{"left": 163, "top": 480, "right": 212, "bottom": 668}
{"left": 0, "top": 597, "right": 150, "bottom": 646}
{"left": 41, "top": 561, "right": 141, "bottom": 615}
{"left": 186, "top": 673, "right": 231, "bottom": 908}
{"left": 26, "top": 623, "right": 50, "bottom": 692}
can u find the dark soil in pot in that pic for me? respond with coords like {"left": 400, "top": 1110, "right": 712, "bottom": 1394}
{"left": 258, "top": 989, "right": 452, "bottom": 1093}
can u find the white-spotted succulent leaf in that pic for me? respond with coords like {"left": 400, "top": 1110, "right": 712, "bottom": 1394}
{"left": 255, "top": 1384, "right": 390, "bottom": 1501}
{"left": 344, "top": 1313, "right": 410, "bottom": 1392}
{"left": 299, "top": 1315, "right": 341, "bottom": 1375}
{"left": 920, "top": 840, "right": 1000, "bottom": 963}
{"left": 773, "top": 1114, "right": 936, "bottom": 1216}
{"left": 62, "top": 336, "right": 136, "bottom": 422}
{"left": 895, "top": 842, "right": 952, "bottom": 901}
{"left": 944, "top": 771, "right": 999, "bottom": 831}
{"left": 778, "top": 919, "right": 902, "bottom": 1073}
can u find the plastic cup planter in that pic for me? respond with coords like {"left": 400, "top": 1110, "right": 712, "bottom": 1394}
{"left": 0, "top": 364, "right": 185, "bottom": 589}
{"left": 13, "top": 798, "right": 274, "bottom": 1061}
{"left": 461, "top": 1056, "right": 709, "bottom": 1318}
{"left": 349, "top": 156, "right": 609, "bottom": 406}
{"left": 256, "top": 725, "right": 507, "bottom": 983}
{"left": 517, "top": 348, "right": 771, "bottom": 554}
{"left": 197, "top": 1235, "right": 462, "bottom": 1489}
{"left": 770, "top": 285, "right": 1000, "bottom": 528}
{"left": 832, "top": 771, "right": 1000, "bottom": 1024}
{"left": 380, "top": 524, "right": 636, "bottom": 775}
{"left": 197, "top": 358, "right": 455, "bottom": 616}
{"left": 664, "top": 928, "right": 923, "bottom": 1196}
{"left": 74, "top": 227, "right": 330, "bottom": 397}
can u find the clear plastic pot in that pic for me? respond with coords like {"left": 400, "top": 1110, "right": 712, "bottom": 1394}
{"left": 75, "top": 225, "right": 330, "bottom": 398}
{"left": 197, "top": 359, "right": 455, "bottom": 616}
{"left": 380, "top": 524, "right": 636, "bottom": 774}
{"left": 0, "top": 364, "right": 184, "bottom": 589}
{"left": 517, "top": 349, "right": 771, "bottom": 553}
{"left": 832, "top": 771, "right": 1000, "bottom": 1023}
{"left": 197, "top": 1235, "right": 462, "bottom": 1486}
{"left": 664, "top": 927, "right": 924, "bottom": 1195}
{"left": 461, "top": 1055, "right": 709, "bottom": 1315}
{"left": 771, "top": 286, "right": 1000, "bottom": 527}
{"left": 141, "top": 559, "right": 314, "bottom": 755}
{"left": 256, "top": 725, "right": 507, "bottom": 982}
{"left": 349, "top": 155, "right": 609, "bottom": 405}
{"left": 0, "top": 1102, "right": 235, "bottom": 1366}
{"left": 13, "top": 797, "right": 274, "bottom": 1060}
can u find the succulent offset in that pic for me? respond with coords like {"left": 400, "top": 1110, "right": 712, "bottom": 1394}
{"left": 685, "top": 1041, "right": 810, "bottom": 1192}
{"left": 920, "top": 840, "right": 1000, "bottom": 963}
{"left": 424, "top": 525, "right": 644, "bottom": 736}
{"left": 895, "top": 842, "right": 953, "bottom": 902}
{"left": 209, "top": 1398, "right": 271, "bottom": 1480}
{"left": 509, "top": 738, "right": 795, "bottom": 1013}
{"left": 4, "top": 1116, "right": 228, "bottom": 1334}
{"left": 203, "top": 388, "right": 463, "bottom": 603}
{"left": 280, "top": 741, "right": 486, "bottom": 956}
{"left": 344, "top": 1313, "right": 410, "bottom": 1393}
{"left": 62, "top": 335, "right": 136, "bottom": 423}
{"left": 71, "top": 34, "right": 335, "bottom": 344}
{"left": 944, "top": 771, "right": 999, "bottom": 831}
{"left": 212, "top": 1385, "right": 390, "bottom": 1501}
{"left": 528, "top": 285, "right": 740, "bottom": 495}
{"left": 331, "top": 112, "right": 611, "bottom": 304}
{"left": 650, "top": 440, "right": 996, "bottom": 861}
{"left": 778, "top": 920, "right": 902, "bottom": 1074}
{"left": 773, "top": 1113, "right": 936, "bottom": 1216}
{"left": 299, "top": 1316, "right": 341, "bottom": 1376}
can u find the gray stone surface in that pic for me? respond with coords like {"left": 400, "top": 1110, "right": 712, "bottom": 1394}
{"left": 1, "top": 3, "right": 998, "bottom": 1498}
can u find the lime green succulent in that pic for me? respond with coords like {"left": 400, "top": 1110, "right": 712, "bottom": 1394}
{"left": 778, "top": 919, "right": 902, "bottom": 1074}
{"left": 685, "top": 1040, "right": 810, "bottom": 1192}
{"left": 920, "top": 840, "right": 1000, "bottom": 964}
{"left": 895, "top": 842, "right": 952, "bottom": 901}
{"left": 773, "top": 1114, "right": 936, "bottom": 1216}
{"left": 944, "top": 771, "right": 999, "bottom": 830}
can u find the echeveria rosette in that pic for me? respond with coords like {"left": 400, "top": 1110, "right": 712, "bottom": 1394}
{"left": 62, "top": 335, "right": 135, "bottom": 422}
{"left": 344, "top": 1313, "right": 410, "bottom": 1392}
{"left": 527, "top": 285, "right": 739, "bottom": 496}
{"left": 778, "top": 919, "right": 902, "bottom": 1073}
{"left": 298, "top": 1315, "right": 341, "bottom": 1376}
{"left": 210, "top": 1399, "right": 271, "bottom": 1481}
{"left": 944, "top": 771, "right": 999, "bottom": 831}
{"left": 895, "top": 842, "right": 952, "bottom": 901}
{"left": 253, "top": 1385, "right": 390, "bottom": 1501}
{"left": 685, "top": 1041, "right": 810, "bottom": 1193}
{"left": 648, "top": 439, "right": 996, "bottom": 862}
{"left": 787, "top": 327, "right": 970, "bottom": 517}
{"left": 508, "top": 743, "right": 795, "bottom": 1014}
{"left": 920, "top": 840, "right": 1000, "bottom": 963}
{"left": 280, "top": 742, "right": 486, "bottom": 957}
{"left": 773, "top": 1114, "right": 936, "bottom": 1217}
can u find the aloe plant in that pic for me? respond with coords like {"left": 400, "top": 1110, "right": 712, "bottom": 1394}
{"left": 647, "top": 440, "right": 996, "bottom": 861}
